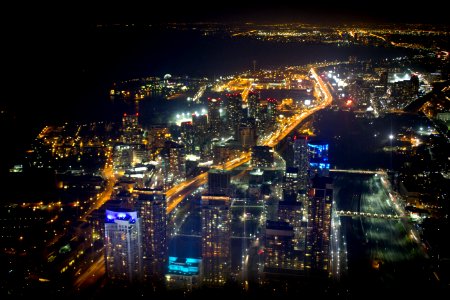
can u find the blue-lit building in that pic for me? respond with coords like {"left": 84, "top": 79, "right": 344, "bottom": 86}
{"left": 166, "top": 256, "right": 202, "bottom": 291}
{"left": 104, "top": 209, "right": 143, "bottom": 284}
{"left": 308, "top": 140, "right": 330, "bottom": 176}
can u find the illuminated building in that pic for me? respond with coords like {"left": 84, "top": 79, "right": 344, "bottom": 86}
{"left": 113, "top": 143, "right": 133, "bottom": 172}
{"left": 166, "top": 257, "right": 202, "bottom": 291}
{"left": 293, "top": 135, "right": 310, "bottom": 191}
{"left": 225, "top": 93, "right": 243, "bottom": 138}
{"left": 180, "top": 121, "right": 195, "bottom": 154}
{"left": 238, "top": 117, "right": 257, "bottom": 149}
{"left": 264, "top": 221, "right": 303, "bottom": 276}
{"left": 192, "top": 114, "right": 208, "bottom": 155}
{"left": 247, "top": 91, "right": 260, "bottom": 120}
{"left": 278, "top": 196, "right": 306, "bottom": 270}
{"left": 251, "top": 146, "right": 274, "bottom": 168}
{"left": 207, "top": 169, "right": 231, "bottom": 196}
{"left": 162, "top": 141, "right": 186, "bottom": 188}
{"left": 266, "top": 98, "right": 278, "bottom": 127}
{"left": 147, "top": 125, "right": 170, "bottom": 148}
{"left": 134, "top": 189, "right": 167, "bottom": 281}
{"left": 104, "top": 208, "right": 143, "bottom": 284}
{"left": 305, "top": 176, "right": 333, "bottom": 275}
{"left": 121, "top": 113, "right": 143, "bottom": 144}
{"left": 308, "top": 140, "right": 330, "bottom": 176}
{"left": 201, "top": 195, "right": 231, "bottom": 285}
{"left": 212, "top": 143, "right": 237, "bottom": 165}
{"left": 284, "top": 167, "right": 299, "bottom": 194}
{"left": 207, "top": 97, "right": 222, "bottom": 139}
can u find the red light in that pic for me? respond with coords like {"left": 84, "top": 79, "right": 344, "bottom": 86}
{"left": 346, "top": 99, "right": 352, "bottom": 106}
{"left": 136, "top": 112, "right": 139, "bottom": 116}
{"left": 257, "top": 249, "right": 264, "bottom": 255}
{"left": 123, "top": 113, "right": 127, "bottom": 117}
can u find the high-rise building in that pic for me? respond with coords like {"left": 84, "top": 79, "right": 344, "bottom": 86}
{"left": 147, "top": 125, "right": 170, "bottom": 149}
{"left": 266, "top": 98, "right": 278, "bottom": 127}
{"left": 264, "top": 221, "right": 302, "bottom": 275}
{"left": 305, "top": 176, "right": 333, "bottom": 275}
{"left": 225, "top": 93, "right": 243, "bottom": 138}
{"left": 308, "top": 140, "right": 330, "bottom": 176}
{"left": 201, "top": 195, "right": 231, "bottom": 285}
{"left": 251, "top": 146, "right": 274, "bottom": 168}
{"left": 284, "top": 167, "right": 299, "bottom": 194}
{"left": 162, "top": 141, "right": 186, "bottom": 188}
{"left": 238, "top": 118, "right": 257, "bottom": 149}
{"left": 192, "top": 114, "right": 208, "bottom": 155}
{"left": 134, "top": 189, "right": 167, "bottom": 281}
{"left": 207, "top": 97, "right": 222, "bottom": 139}
{"left": 180, "top": 121, "right": 195, "bottom": 154}
{"left": 121, "top": 113, "right": 143, "bottom": 144}
{"left": 247, "top": 91, "right": 260, "bottom": 120}
{"left": 278, "top": 196, "right": 307, "bottom": 270}
{"left": 104, "top": 208, "right": 143, "bottom": 284}
{"left": 293, "top": 135, "right": 310, "bottom": 191}
{"left": 207, "top": 169, "right": 231, "bottom": 196}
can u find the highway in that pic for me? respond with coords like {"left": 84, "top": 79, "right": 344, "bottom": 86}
{"left": 165, "top": 68, "right": 333, "bottom": 214}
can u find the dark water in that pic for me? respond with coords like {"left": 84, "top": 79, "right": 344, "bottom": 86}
{"left": 21, "top": 28, "right": 410, "bottom": 125}
{"left": 2, "top": 27, "right": 410, "bottom": 173}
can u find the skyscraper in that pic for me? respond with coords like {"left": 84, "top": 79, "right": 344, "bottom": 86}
{"left": 266, "top": 98, "right": 278, "bottom": 127}
{"left": 247, "top": 91, "right": 260, "bottom": 120}
{"left": 201, "top": 195, "right": 231, "bottom": 285}
{"left": 162, "top": 140, "right": 186, "bottom": 188}
{"left": 207, "top": 97, "right": 222, "bottom": 139}
{"left": 180, "top": 121, "right": 195, "bottom": 154}
{"left": 225, "top": 93, "right": 243, "bottom": 138}
{"left": 104, "top": 208, "right": 143, "bottom": 284}
{"left": 308, "top": 140, "right": 330, "bottom": 176}
{"left": 264, "top": 221, "right": 302, "bottom": 276}
{"left": 134, "top": 189, "right": 167, "bottom": 282}
{"left": 293, "top": 135, "right": 310, "bottom": 191}
{"left": 121, "top": 113, "right": 143, "bottom": 144}
{"left": 238, "top": 118, "right": 257, "bottom": 149}
{"left": 305, "top": 176, "right": 333, "bottom": 275}
{"left": 278, "top": 196, "right": 306, "bottom": 271}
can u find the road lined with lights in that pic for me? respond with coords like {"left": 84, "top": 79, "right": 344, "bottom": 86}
{"left": 165, "top": 68, "right": 333, "bottom": 214}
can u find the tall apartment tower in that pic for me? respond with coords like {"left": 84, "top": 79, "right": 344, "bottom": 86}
{"left": 293, "top": 135, "right": 310, "bottom": 191}
{"left": 207, "top": 97, "right": 222, "bottom": 139}
{"left": 134, "top": 189, "right": 167, "bottom": 282}
{"left": 104, "top": 209, "right": 143, "bottom": 284}
{"left": 201, "top": 195, "right": 231, "bottom": 286}
{"left": 305, "top": 176, "right": 333, "bottom": 275}
{"left": 225, "top": 93, "right": 243, "bottom": 138}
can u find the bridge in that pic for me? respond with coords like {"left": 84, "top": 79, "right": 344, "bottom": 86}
{"left": 336, "top": 210, "right": 404, "bottom": 219}
{"left": 330, "top": 169, "right": 387, "bottom": 175}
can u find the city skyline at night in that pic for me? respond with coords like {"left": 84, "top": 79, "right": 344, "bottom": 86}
{"left": 1, "top": 5, "right": 449, "bottom": 299}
